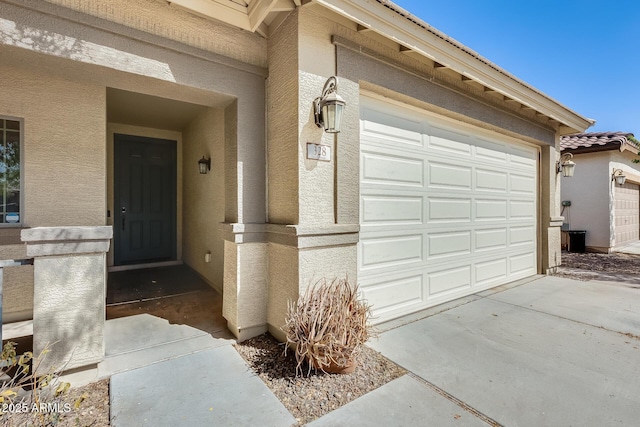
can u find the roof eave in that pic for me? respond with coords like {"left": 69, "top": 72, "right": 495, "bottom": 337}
{"left": 314, "top": 0, "right": 593, "bottom": 134}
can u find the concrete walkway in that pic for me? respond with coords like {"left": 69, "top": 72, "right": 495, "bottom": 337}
{"left": 108, "top": 275, "right": 640, "bottom": 426}
{"left": 106, "top": 314, "right": 295, "bottom": 426}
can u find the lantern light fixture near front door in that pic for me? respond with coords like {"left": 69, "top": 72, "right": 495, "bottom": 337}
{"left": 314, "top": 76, "right": 346, "bottom": 134}
{"left": 612, "top": 168, "right": 627, "bottom": 186}
{"left": 198, "top": 156, "right": 211, "bottom": 174}
{"left": 556, "top": 152, "right": 576, "bottom": 177}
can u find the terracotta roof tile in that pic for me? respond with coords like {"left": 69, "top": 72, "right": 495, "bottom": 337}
{"left": 560, "top": 132, "right": 638, "bottom": 152}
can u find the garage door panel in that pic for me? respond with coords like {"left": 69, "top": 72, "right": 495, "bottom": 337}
{"left": 428, "top": 265, "right": 471, "bottom": 296}
{"left": 360, "top": 97, "right": 537, "bottom": 324}
{"left": 428, "top": 125, "right": 472, "bottom": 155}
{"left": 510, "top": 174, "right": 536, "bottom": 194}
{"left": 361, "top": 108, "right": 423, "bottom": 148}
{"left": 360, "top": 234, "right": 423, "bottom": 270}
{"left": 428, "top": 162, "right": 472, "bottom": 189}
{"left": 476, "top": 228, "right": 508, "bottom": 251}
{"left": 476, "top": 169, "right": 508, "bottom": 192}
{"left": 614, "top": 182, "right": 639, "bottom": 247}
{"left": 475, "top": 258, "right": 508, "bottom": 285}
{"left": 427, "top": 231, "right": 471, "bottom": 258}
{"left": 361, "top": 150, "right": 424, "bottom": 187}
{"left": 509, "top": 252, "right": 536, "bottom": 274}
{"left": 361, "top": 195, "right": 423, "bottom": 224}
{"left": 428, "top": 198, "right": 472, "bottom": 222}
{"left": 510, "top": 226, "right": 535, "bottom": 246}
{"left": 476, "top": 199, "right": 508, "bottom": 220}
{"left": 510, "top": 200, "right": 535, "bottom": 219}
{"left": 360, "top": 274, "right": 425, "bottom": 316}
{"left": 475, "top": 139, "right": 509, "bottom": 163}
{"left": 509, "top": 147, "right": 537, "bottom": 168}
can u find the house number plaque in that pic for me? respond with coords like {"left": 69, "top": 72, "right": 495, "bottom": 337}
{"left": 306, "top": 143, "right": 331, "bottom": 162}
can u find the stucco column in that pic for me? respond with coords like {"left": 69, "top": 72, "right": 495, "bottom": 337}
{"left": 21, "top": 226, "right": 112, "bottom": 372}
{"left": 221, "top": 90, "right": 269, "bottom": 341}
{"left": 263, "top": 9, "right": 360, "bottom": 340}
{"left": 540, "top": 140, "right": 563, "bottom": 273}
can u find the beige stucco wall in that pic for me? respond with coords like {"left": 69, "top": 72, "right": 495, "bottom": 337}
{"left": 182, "top": 108, "right": 225, "bottom": 291}
{"left": 560, "top": 151, "right": 612, "bottom": 251}
{"left": 106, "top": 124, "right": 183, "bottom": 266}
{"left": 2, "top": 265, "right": 34, "bottom": 323}
{"left": 0, "top": 63, "right": 106, "bottom": 227}
{"left": 33, "top": 252, "right": 106, "bottom": 371}
{"left": 541, "top": 142, "right": 563, "bottom": 272}
{"left": 267, "top": 11, "right": 300, "bottom": 224}
{"left": 42, "top": 0, "right": 267, "bottom": 68}
{"left": 223, "top": 241, "right": 268, "bottom": 340}
{"left": 267, "top": 243, "right": 357, "bottom": 340}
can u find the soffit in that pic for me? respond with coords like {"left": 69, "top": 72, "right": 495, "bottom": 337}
{"left": 314, "top": 0, "right": 594, "bottom": 135}
{"left": 107, "top": 88, "right": 209, "bottom": 131}
{"left": 167, "top": 0, "right": 301, "bottom": 37}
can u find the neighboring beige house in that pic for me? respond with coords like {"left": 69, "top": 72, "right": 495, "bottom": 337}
{"left": 560, "top": 132, "right": 640, "bottom": 252}
{"left": 0, "top": 0, "right": 592, "bottom": 374}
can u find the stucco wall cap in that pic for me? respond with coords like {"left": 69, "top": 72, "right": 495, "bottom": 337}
{"left": 21, "top": 226, "right": 113, "bottom": 243}
{"left": 266, "top": 224, "right": 360, "bottom": 236}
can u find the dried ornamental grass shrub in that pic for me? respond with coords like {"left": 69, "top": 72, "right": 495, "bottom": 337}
{"left": 0, "top": 341, "right": 85, "bottom": 426}
{"left": 283, "top": 278, "right": 375, "bottom": 376}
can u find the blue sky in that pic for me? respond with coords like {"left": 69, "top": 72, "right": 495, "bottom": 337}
{"left": 392, "top": 0, "right": 640, "bottom": 134}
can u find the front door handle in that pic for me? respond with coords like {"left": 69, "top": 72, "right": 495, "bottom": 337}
{"left": 121, "top": 207, "right": 126, "bottom": 231}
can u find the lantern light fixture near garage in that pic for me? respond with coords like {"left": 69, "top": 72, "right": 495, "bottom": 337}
{"left": 314, "top": 76, "right": 346, "bottom": 134}
{"left": 612, "top": 168, "right": 626, "bottom": 186}
{"left": 198, "top": 156, "right": 211, "bottom": 174}
{"left": 557, "top": 153, "right": 576, "bottom": 177}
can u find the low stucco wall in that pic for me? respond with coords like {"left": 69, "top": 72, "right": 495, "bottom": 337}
{"left": 2, "top": 264, "right": 34, "bottom": 323}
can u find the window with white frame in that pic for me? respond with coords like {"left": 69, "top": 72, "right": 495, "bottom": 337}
{"left": 0, "top": 118, "right": 21, "bottom": 225}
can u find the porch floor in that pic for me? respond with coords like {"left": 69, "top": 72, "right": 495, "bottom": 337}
{"left": 106, "top": 264, "right": 231, "bottom": 337}
{"left": 102, "top": 264, "right": 233, "bottom": 378}
{"left": 107, "top": 264, "right": 212, "bottom": 305}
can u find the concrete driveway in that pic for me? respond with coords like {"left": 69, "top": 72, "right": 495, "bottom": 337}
{"left": 314, "top": 275, "right": 640, "bottom": 426}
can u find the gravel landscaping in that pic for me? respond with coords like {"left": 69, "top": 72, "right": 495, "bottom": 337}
{"left": 2, "top": 378, "right": 110, "bottom": 427}
{"left": 234, "top": 333, "right": 406, "bottom": 425}
{"left": 560, "top": 251, "right": 640, "bottom": 274}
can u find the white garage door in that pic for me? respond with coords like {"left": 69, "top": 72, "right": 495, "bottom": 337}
{"left": 359, "top": 97, "right": 538, "bottom": 323}
{"left": 614, "top": 182, "right": 639, "bottom": 248}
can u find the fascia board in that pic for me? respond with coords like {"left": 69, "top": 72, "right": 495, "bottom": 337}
{"left": 315, "top": 0, "right": 593, "bottom": 133}
{"left": 248, "top": 0, "right": 279, "bottom": 31}
{"left": 169, "top": 0, "right": 252, "bottom": 31}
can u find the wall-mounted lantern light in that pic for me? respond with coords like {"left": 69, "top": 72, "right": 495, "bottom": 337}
{"left": 612, "top": 168, "right": 626, "bottom": 186}
{"left": 198, "top": 156, "right": 211, "bottom": 174}
{"left": 557, "top": 152, "right": 576, "bottom": 177}
{"left": 314, "top": 76, "right": 346, "bottom": 134}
